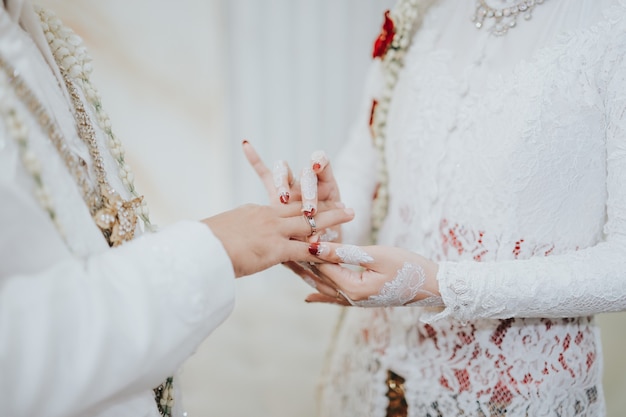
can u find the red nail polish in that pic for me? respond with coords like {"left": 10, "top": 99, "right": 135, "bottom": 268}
{"left": 308, "top": 242, "right": 320, "bottom": 256}
{"left": 279, "top": 193, "right": 290, "bottom": 204}
{"left": 303, "top": 208, "right": 316, "bottom": 217}
{"left": 312, "top": 162, "right": 321, "bottom": 171}
{"left": 242, "top": 139, "right": 248, "bottom": 145}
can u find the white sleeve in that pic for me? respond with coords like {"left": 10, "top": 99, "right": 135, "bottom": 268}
{"left": 430, "top": 44, "right": 626, "bottom": 323}
{"left": 0, "top": 185, "right": 236, "bottom": 417}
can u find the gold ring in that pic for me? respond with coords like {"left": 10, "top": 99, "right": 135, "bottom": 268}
{"left": 305, "top": 215, "right": 317, "bottom": 236}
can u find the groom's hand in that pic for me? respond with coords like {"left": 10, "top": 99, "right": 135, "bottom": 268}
{"left": 242, "top": 141, "right": 345, "bottom": 243}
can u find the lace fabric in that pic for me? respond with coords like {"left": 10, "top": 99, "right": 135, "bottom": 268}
{"left": 320, "top": 0, "right": 626, "bottom": 415}
{"left": 352, "top": 262, "right": 442, "bottom": 308}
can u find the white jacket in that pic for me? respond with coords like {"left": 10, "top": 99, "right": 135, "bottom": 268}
{"left": 0, "top": 2, "right": 236, "bottom": 416}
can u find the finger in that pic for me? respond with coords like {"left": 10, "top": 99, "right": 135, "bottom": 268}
{"left": 275, "top": 199, "right": 342, "bottom": 217}
{"left": 280, "top": 239, "right": 358, "bottom": 271}
{"left": 292, "top": 263, "right": 349, "bottom": 302}
{"left": 300, "top": 167, "right": 318, "bottom": 217}
{"left": 305, "top": 293, "right": 350, "bottom": 306}
{"left": 242, "top": 141, "right": 276, "bottom": 199}
{"left": 310, "top": 150, "right": 330, "bottom": 173}
{"left": 275, "top": 200, "right": 314, "bottom": 217}
{"left": 282, "top": 261, "right": 325, "bottom": 290}
{"left": 281, "top": 206, "right": 354, "bottom": 239}
{"left": 307, "top": 263, "right": 346, "bottom": 293}
{"left": 313, "top": 262, "right": 383, "bottom": 302}
{"left": 313, "top": 262, "right": 364, "bottom": 284}
{"left": 307, "top": 275, "right": 339, "bottom": 297}
{"left": 308, "top": 242, "right": 375, "bottom": 267}
{"left": 310, "top": 150, "right": 341, "bottom": 202}
{"left": 314, "top": 199, "right": 345, "bottom": 214}
{"left": 289, "top": 177, "right": 302, "bottom": 201}
{"left": 318, "top": 227, "right": 340, "bottom": 242}
{"left": 273, "top": 160, "right": 292, "bottom": 204}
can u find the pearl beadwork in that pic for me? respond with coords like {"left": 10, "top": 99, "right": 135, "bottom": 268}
{"left": 36, "top": 6, "right": 154, "bottom": 231}
{"left": 369, "top": 0, "right": 421, "bottom": 241}
{"left": 473, "top": 0, "right": 546, "bottom": 36}
{"left": 0, "top": 100, "right": 64, "bottom": 235}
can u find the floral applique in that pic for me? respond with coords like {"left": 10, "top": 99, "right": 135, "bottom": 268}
{"left": 373, "top": 11, "right": 395, "bottom": 59}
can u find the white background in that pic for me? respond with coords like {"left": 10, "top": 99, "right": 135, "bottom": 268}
{"left": 41, "top": 1, "right": 626, "bottom": 416}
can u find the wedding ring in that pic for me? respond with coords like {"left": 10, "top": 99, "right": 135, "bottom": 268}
{"left": 305, "top": 215, "right": 317, "bottom": 236}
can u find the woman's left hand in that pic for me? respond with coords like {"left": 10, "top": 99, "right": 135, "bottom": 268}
{"left": 301, "top": 242, "right": 443, "bottom": 307}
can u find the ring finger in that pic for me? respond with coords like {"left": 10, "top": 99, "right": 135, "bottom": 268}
{"left": 281, "top": 207, "right": 354, "bottom": 238}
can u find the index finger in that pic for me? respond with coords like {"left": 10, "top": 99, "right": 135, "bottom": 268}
{"left": 308, "top": 242, "right": 375, "bottom": 267}
{"left": 242, "top": 140, "right": 275, "bottom": 198}
{"left": 311, "top": 150, "right": 336, "bottom": 183}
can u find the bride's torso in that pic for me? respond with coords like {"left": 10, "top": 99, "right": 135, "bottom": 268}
{"left": 322, "top": 1, "right": 625, "bottom": 415}
{"left": 381, "top": 0, "right": 618, "bottom": 261}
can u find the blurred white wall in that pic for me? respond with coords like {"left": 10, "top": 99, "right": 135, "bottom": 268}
{"left": 40, "top": 1, "right": 626, "bottom": 416}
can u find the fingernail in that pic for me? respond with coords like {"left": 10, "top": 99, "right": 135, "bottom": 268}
{"left": 308, "top": 242, "right": 320, "bottom": 256}
{"left": 311, "top": 150, "right": 328, "bottom": 172}
{"left": 279, "top": 192, "right": 290, "bottom": 204}
{"left": 302, "top": 204, "right": 316, "bottom": 217}
{"left": 308, "top": 242, "right": 328, "bottom": 256}
{"left": 344, "top": 208, "right": 355, "bottom": 216}
{"left": 335, "top": 201, "right": 345, "bottom": 208}
{"left": 242, "top": 139, "right": 248, "bottom": 145}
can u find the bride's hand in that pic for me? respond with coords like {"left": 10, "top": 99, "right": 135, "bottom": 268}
{"left": 202, "top": 202, "right": 353, "bottom": 278}
{"left": 307, "top": 150, "right": 343, "bottom": 242}
{"left": 242, "top": 141, "right": 344, "bottom": 242}
{"left": 301, "top": 242, "right": 442, "bottom": 307}
{"left": 242, "top": 140, "right": 298, "bottom": 206}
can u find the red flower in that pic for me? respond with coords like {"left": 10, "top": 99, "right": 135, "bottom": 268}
{"left": 372, "top": 10, "right": 395, "bottom": 59}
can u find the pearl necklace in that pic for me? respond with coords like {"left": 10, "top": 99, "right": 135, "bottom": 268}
{"left": 36, "top": 6, "right": 153, "bottom": 233}
{"left": 0, "top": 83, "right": 64, "bottom": 235}
{"left": 0, "top": 57, "right": 143, "bottom": 247}
{"left": 473, "top": 0, "right": 546, "bottom": 36}
{"left": 369, "top": 0, "right": 423, "bottom": 241}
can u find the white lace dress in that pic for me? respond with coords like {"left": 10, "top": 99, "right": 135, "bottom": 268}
{"left": 320, "top": 1, "right": 626, "bottom": 416}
